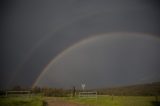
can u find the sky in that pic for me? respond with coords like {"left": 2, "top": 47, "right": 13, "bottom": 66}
{"left": 1, "top": 0, "right": 160, "bottom": 89}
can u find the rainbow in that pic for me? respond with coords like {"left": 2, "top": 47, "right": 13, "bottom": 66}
{"left": 32, "top": 32, "right": 160, "bottom": 88}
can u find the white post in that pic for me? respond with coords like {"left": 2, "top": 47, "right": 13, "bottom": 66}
{"left": 81, "top": 84, "right": 86, "bottom": 91}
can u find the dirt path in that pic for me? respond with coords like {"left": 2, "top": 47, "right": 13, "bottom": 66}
{"left": 44, "top": 97, "right": 86, "bottom": 106}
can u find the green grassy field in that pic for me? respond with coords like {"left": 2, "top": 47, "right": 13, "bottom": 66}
{"left": 0, "top": 96, "right": 43, "bottom": 106}
{"left": 65, "top": 96, "right": 160, "bottom": 106}
{"left": 0, "top": 95, "right": 159, "bottom": 106}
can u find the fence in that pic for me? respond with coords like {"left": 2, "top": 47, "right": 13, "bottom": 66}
{"left": 79, "top": 91, "right": 97, "bottom": 98}
{"left": 5, "top": 91, "right": 31, "bottom": 97}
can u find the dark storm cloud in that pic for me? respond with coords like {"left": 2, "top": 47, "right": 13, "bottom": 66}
{"left": 1, "top": 0, "right": 160, "bottom": 88}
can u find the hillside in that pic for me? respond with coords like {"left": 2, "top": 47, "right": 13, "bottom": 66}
{"left": 97, "top": 82, "right": 160, "bottom": 96}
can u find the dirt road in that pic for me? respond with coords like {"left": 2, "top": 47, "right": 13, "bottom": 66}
{"left": 44, "top": 97, "right": 86, "bottom": 106}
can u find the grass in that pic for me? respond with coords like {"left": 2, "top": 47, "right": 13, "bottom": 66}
{"left": 0, "top": 95, "right": 159, "bottom": 106}
{"left": 64, "top": 95, "right": 160, "bottom": 106}
{"left": 0, "top": 96, "right": 43, "bottom": 106}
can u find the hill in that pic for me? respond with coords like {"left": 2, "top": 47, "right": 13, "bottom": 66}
{"left": 96, "top": 82, "right": 160, "bottom": 96}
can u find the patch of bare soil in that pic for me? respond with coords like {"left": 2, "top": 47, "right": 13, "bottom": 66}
{"left": 44, "top": 97, "right": 86, "bottom": 106}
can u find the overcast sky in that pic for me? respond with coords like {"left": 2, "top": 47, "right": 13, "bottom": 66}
{"left": 1, "top": 0, "right": 160, "bottom": 89}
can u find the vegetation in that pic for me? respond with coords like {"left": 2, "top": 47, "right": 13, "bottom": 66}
{"left": 31, "top": 82, "right": 160, "bottom": 97}
{"left": 1, "top": 82, "right": 159, "bottom": 97}
{"left": 96, "top": 82, "right": 160, "bottom": 96}
{"left": 40, "top": 87, "right": 70, "bottom": 97}
{"left": 0, "top": 96, "right": 43, "bottom": 106}
{"left": 65, "top": 96, "right": 160, "bottom": 106}
{"left": 0, "top": 82, "right": 159, "bottom": 106}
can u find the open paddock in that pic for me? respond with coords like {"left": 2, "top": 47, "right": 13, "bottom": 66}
{"left": 64, "top": 95, "right": 160, "bottom": 106}
{"left": 0, "top": 95, "right": 160, "bottom": 106}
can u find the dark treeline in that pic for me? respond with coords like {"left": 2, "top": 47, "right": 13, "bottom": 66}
{"left": 0, "top": 82, "right": 160, "bottom": 97}
{"left": 32, "top": 86, "right": 71, "bottom": 97}
{"left": 0, "top": 86, "right": 72, "bottom": 97}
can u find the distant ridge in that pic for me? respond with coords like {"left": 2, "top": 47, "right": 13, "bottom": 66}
{"left": 96, "top": 82, "right": 160, "bottom": 96}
